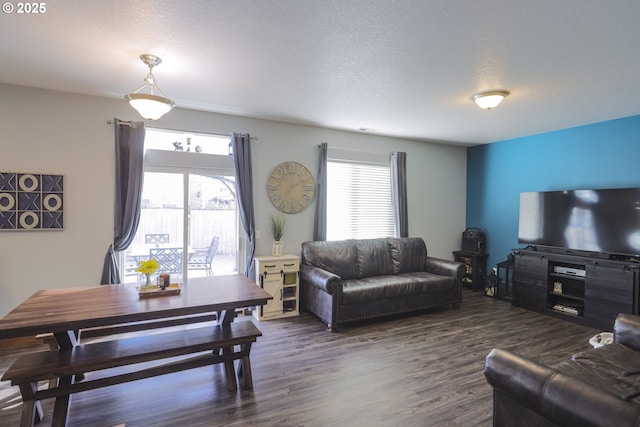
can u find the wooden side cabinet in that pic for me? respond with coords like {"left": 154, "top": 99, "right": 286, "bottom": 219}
{"left": 253, "top": 254, "right": 300, "bottom": 320}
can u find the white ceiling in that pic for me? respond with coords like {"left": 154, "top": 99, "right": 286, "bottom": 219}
{"left": 1, "top": 0, "right": 639, "bottom": 146}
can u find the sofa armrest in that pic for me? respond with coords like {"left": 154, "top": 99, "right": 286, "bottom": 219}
{"left": 424, "top": 256, "right": 464, "bottom": 278}
{"left": 300, "top": 264, "right": 341, "bottom": 295}
{"left": 614, "top": 313, "right": 640, "bottom": 351}
{"left": 484, "top": 348, "right": 640, "bottom": 427}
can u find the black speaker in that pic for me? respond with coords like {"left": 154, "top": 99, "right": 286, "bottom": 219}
{"left": 461, "top": 228, "right": 486, "bottom": 253}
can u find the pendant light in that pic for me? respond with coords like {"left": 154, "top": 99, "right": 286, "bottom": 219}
{"left": 125, "top": 54, "right": 175, "bottom": 120}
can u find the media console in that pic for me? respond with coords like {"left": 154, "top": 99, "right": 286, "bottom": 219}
{"left": 512, "top": 248, "right": 639, "bottom": 331}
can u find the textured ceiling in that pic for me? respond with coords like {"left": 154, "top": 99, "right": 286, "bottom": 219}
{"left": 1, "top": 0, "right": 639, "bottom": 145}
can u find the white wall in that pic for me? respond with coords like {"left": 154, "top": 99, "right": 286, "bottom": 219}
{"left": 0, "top": 83, "right": 467, "bottom": 316}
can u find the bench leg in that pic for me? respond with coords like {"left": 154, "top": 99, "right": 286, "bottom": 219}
{"left": 221, "top": 346, "right": 238, "bottom": 392}
{"left": 18, "top": 382, "right": 42, "bottom": 427}
{"left": 19, "top": 401, "right": 37, "bottom": 427}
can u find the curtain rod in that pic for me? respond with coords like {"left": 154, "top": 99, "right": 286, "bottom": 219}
{"left": 317, "top": 143, "right": 384, "bottom": 156}
{"left": 107, "top": 119, "right": 131, "bottom": 127}
{"left": 105, "top": 120, "right": 257, "bottom": 140}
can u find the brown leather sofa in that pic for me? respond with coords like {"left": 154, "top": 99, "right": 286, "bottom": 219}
{"left": 484, "top": 313, "right": 640, "bottom": 427}
{"left": 299, "top": 237, "right": 464, "bottom": 331}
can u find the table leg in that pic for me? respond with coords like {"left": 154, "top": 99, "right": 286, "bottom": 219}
{"left": 218, "top": 309, "right": 236, "bottom": 326}
{"left": 222, "top": 346, "right": 238, "bottom": 392}
{"left": 51, "top": 375, "right": 73, "bottom": 427}
{"left": 50, "top": 330, "right": 79, "bottom": 426}
{"left": 37, "top": 334, "right": 60, "bottom": 388}
{"left": 53, "top": 330, "right": 85, "bottom": 381}
{"left": 52, "top": 331, "right": 78, "bottom": 351}
{"left": 239, "top": 343, "right": 254, "bottom": 390}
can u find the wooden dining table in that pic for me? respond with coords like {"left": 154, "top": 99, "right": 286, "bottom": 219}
{"left": 0, "top": 274, "right": 272, "bottom": 426}
{"left": 0, "top": 274, "right": 270, "bottom": 345}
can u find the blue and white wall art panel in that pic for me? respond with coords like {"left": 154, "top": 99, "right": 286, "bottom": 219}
{"left": 0, "top": 172, "right": 64, "bottom": 230}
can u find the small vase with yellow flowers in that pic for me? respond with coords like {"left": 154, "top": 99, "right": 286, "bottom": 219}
{"left": 135, "top": 259, "right": 160, "bottom": 289}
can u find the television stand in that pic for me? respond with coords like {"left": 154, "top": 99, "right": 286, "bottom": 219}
{"left": 530, "top": 245, "right": 613, "bottom": 260}
{"left": 512, "top": 249, "right": 639, "bottom": 330}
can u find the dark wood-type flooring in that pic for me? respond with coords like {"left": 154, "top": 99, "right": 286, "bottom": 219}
{"left": 0, "top": 289, "right": 600, "bottom": 426}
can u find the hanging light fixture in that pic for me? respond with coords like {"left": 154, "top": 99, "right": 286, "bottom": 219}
{"left": 125, "top": 54, "right": 175, "bottom": 120}
{"left": 472, "top": 90, "right": 510, "bottom": 110}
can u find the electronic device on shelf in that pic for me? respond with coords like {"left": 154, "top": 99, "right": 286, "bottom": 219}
{"left": 461, "top": 227, "right": 486, "bottom": 254}
{"left": 553, "top": 265, "right": 586, "bottom": 277}
{"left": 552, "top": 304, "right": 580, "bottom": 316}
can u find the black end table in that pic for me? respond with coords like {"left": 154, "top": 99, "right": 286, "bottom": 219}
{"left": 453, "top": 251, "right": 489, "bottom": 291}
{"left": 496, "top": 259, "right": 514, "bottom": 301}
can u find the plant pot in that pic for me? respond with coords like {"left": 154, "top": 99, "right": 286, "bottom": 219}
{"left": 272, "top": 241, "right": 283, "bottom": 256}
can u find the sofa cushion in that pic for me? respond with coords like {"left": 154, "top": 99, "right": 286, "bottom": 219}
{"left": 381, "top": 275, "right": 427, "bottom": 298}
{"left": 341, "top": 272, "right": 454, "bottom": 304}
{"left": 355, "top": 239, "right": 394, "bottom": 278}
{"left": 395, "top": 272, "right": 457, "bottom": 293}
{"left": 301, "top": 239, "right": 359, "bottom": 280}
{"left": 388, "top": 237, "right": 427, "bottom": 274}
{"left": 341, "top": 278, "right": 387, "bottom": 304}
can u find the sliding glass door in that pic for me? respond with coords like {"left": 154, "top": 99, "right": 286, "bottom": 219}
{"left": 186, "top": 172, "right": 237, "bottom": 278}
{"left": 124, "top": 171, "right": 238, "bottom": 282}
{"left": 122, "top": 128, "right": 239, "bottom": 283}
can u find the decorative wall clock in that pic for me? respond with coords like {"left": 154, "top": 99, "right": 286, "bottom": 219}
{"left": 267, "top": 161, "right": 315, "bottom": 214}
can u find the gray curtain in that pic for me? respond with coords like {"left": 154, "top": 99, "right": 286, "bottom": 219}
{"left": 313, "top": 142, "right": 328, "bottom": 241}
{"left": 100, "top": 119, "right": 146, "bottom": 284}
{"left": 390, "top": 151, "right": 408, "bottom": 237}
{"left": 231, "top": 132, "right": 256, "bottom": 278}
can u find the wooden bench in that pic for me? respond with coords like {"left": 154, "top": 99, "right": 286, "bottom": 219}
{"left": 3, "top": 321, "right": 262, "bottom": 427}
{"left": 35, "top": 312, "right": 220, "bottom": 388}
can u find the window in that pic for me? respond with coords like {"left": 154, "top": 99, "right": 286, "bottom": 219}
{"left": 123, "top": 128, "right": 239, "bottom": 282}
{"left": 142, "top": 129, "right": 230, "bottom": 155}
{"left": 326, "top": 159, "right": 395, "bottom": 240}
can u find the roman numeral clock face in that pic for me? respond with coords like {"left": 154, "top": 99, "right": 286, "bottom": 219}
{"left": 267, "top": 161, "right": 315, "bottom": 214}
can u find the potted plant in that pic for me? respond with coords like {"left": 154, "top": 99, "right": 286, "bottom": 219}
{"left": 269, "top": 213, "right": 286, "bottom": 256}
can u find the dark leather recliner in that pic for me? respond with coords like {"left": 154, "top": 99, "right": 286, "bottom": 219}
{"left": 484, "top": 313, "right": 640, "bottom": 426}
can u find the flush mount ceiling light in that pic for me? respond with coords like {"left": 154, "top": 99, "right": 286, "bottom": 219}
{"left": 125, "top": 54, "right": 175, "bottom": 120}
{"left": 472, "top": 90, "right": 510, "bottom": 110}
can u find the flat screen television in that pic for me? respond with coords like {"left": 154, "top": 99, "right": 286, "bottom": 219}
{"left": 518, "top": 187, "right": 640, "bottom": 257}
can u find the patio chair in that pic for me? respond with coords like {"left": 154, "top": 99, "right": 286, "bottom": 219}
{"left": 150, "top": 247, "right": 184, "bottom": 275}
{"left": 145, "top": 233, "right": 170, "bottom": 246}
{"left": 188, "top": 236, "right": 220, "bottom": 276}
{"left": 124, "top": 254, "right": 139, "bottom": 276}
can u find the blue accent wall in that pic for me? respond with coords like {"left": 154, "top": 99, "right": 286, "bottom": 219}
{"left": 467, "top": 115, "right": 640, "bottom": 271}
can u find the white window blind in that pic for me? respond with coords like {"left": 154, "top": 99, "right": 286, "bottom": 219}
{"left": 327, "top": 159, "right": 395, "bottom": 240}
